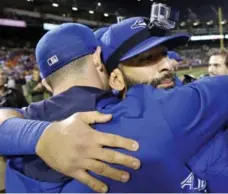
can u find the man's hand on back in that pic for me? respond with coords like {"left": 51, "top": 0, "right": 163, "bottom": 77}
{"left": 36, "top": 111, "right": 140, "bottom": 193}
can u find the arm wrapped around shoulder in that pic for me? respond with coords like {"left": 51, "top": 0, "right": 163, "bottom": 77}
{"left": 0, "top": 118, "right": 50, "bottom": 155}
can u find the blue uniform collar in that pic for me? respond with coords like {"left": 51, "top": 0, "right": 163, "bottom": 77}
{"left": 24, "top": 86, "right": 114, "bottom": 121}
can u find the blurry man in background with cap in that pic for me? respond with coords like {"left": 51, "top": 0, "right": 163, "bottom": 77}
{"left": 168, "top": 50, "right": 183, "bottom": 71}
{"left": 168, "top": 51, "right": 197, "bottom": 85}
{"left": 3, "top": 17, "right": 228, "bottom": 193}
{"left": 0, "top": 23, "right": 140, "bottom": 193}
{"left": 167, "top": 50, "right": 184, "bottom": 86}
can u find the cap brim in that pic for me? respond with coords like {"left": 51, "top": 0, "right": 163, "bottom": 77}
{"left": 176, "top": 57, "right": 183, "bottom": 62}
{"left": 120, "top": 34, "right": 190, "bottom": 61}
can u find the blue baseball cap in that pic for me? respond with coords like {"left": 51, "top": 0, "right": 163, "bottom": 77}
{"left": 36, "top": 23, "right": 99, "bottom": 78}
{"left": 168, "top": 51, "right": 183, "bottom": 62}
{"left": 98, "top": 17, "right": 190, "bottom": 73}
{"left": 94, "top": 27, "right": 109, "bottom": 39}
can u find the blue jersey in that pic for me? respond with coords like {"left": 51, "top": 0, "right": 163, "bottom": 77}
{"left": 5, "top": 76, "right": 228, "bottom": 192}
{"left": 188, "top": 130, "right": 228, "bottom": 192}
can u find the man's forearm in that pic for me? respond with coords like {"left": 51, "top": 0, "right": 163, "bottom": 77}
{"left": 0, "top": 109, "right": 50, "bottom": 155}
{"left": 163, "top": 76, "right": 228, "bottom": 161}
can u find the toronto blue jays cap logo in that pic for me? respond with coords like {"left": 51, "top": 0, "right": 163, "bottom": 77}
{"left": 131, "top": 18, "right": 147, "bottom": 29}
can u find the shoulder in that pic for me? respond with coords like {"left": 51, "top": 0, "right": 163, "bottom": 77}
{"left": 23, "top": 100, "right": 46, "bottom": 120}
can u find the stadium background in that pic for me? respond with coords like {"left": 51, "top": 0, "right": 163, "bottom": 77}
{"left": 2, "top": 0, "right": 228, "bottom": 80}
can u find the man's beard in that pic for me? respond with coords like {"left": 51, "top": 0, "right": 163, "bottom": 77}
{"left": 121, "top": 70, "right": 175, "bottom": 90}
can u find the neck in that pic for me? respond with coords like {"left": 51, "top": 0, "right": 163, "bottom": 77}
{"left": 52, "top": 79, "right": 102, "bottom": 95}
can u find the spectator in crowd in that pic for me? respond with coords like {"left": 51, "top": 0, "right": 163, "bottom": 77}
{"left": 15, "top": 74, "right": 26, "bottom": 94}
{"left": 0, "top": 46, "right": 37, "bottom": 93}
{"left": 27, "top": 68, "right": 45, "bottom": 102}
{"left": 208, "top": 49, "right": 228, "bottom": 76}
{"left": 7, "top": 76, "right": 16, "bottom": 88}
{"left": 0, "top": 67, "right": 28, "bottom": 108}
{"left": 24, "top": 70, "right": 33, "bottom": 83}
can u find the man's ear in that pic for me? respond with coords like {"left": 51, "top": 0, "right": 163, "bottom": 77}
{"left": 93, "top": 46, "right": 105, "bottom": 72}
{"left": 42, "top": 79, "right": 53, "bottom": 93}
{"left": 109, "top": 68, "right": 125, "bottom": 91}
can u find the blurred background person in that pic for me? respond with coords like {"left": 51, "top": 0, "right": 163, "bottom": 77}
{"left": 208, "top": 49, "right": 228, "bottom": 76}
{"left": 0, "top": 67, "right": 28, "bottom": 108}
{"left": 7, "top": 76, "right": 16, "bottom": 89}
{"left": 168, "top": 51, "right": 184, "bottom": 71}
{"left": 27, "top": 68, "right": 45, "bottom": 102}
{"left": 168, "top": 51, "right": 197, "bottom": 84}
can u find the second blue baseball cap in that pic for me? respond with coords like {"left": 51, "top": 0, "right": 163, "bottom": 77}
{"left": 168, "top": 51, "right": 183, "bottom": 62}
{"left": 98, "top": 17, "right": 190, "bottom": 73}
{"left": 36, "top": 23, "right": 99, "bottom": 78}
{"left": 94, "top": 27, "right": 109, "bottom": 39}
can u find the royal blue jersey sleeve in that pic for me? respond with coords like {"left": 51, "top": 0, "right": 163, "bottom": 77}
{"left": 160, "top": 75, "right": 228, "bottom": 161}
{"left": 0, "top": 108, "right": 50, "bottom": 155}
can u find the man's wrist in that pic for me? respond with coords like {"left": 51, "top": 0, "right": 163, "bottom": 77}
{"left": 35, "top": 121, "right": 56, "bottom": 157}
{"left": 0, "top": 118, "right": 51, "bottom": 155}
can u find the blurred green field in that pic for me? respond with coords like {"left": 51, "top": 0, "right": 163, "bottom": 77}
{"left": 177, "top": 67, "right": 208, "bottom": 79}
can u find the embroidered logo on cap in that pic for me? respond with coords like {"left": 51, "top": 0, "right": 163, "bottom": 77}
{"left": 47, "top": 55, "right": 59, "bottom": 66}
{"left": 131, "top": 19, "right": 147, "bottom": 29}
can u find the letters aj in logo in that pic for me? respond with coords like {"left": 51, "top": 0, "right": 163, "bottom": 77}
{"left": 181, "top": 172, "right": 207, "bottom": 193}
{"left": 131, "top": 19, "right": 147, "bottom": 29}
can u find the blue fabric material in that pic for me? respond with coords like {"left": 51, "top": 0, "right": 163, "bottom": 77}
{"left": 94, "top": 27, "right": 109, "bottom": 39}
